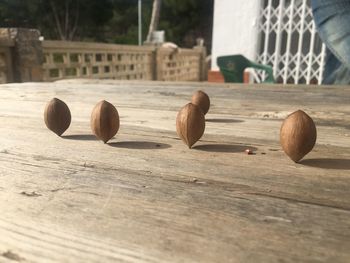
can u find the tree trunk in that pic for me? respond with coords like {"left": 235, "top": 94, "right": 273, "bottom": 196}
{"left": 64, "top": 0, "right": 70, "bottom": 39}
{"left": 49, "top": 0, "right": 80, "bottom": 41}
{"left": 69, "top": 1, "right": 80, "bottom": 40}
{"left": 146, "top": 0, "right": 162, "bottom": 43}
{"left": 49, "top": 0, "right": 65, "bottom": 40}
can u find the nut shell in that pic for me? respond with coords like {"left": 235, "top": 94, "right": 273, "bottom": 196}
{"left": 176, "top": 103, "right": 205, "bottom": 148}
{"left": 44, "top": 98, "right": 71, "bottom": 136}
{"left": 280, "top": 110, "right": 317, "bottom": 162}
{"left": 191, "top": 90, "right": 210, "bottom": 115}
{"left": 91, "top": 100, "right": 120, "bottom": 143}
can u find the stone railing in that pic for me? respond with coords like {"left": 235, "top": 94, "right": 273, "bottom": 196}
{"left": 42, "top": 40, "right": 206, "bottom": 82}
{"left": 156, "top": 47, "right": 205, "bottom": 81}
{"left": 42, "top": 41, "right": 156, "bottom": 81}
{"left": 0, "top": 28, "right": 207, "bottom": 83}
{"left": 0, "top": 39, "right": 14, "bottom": 84}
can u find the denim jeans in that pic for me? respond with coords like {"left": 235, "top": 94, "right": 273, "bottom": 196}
{"left": 311, "top": 0, "right": 350, "bottom": 84}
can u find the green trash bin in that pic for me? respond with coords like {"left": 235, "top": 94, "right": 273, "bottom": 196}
{"left": 217, "top": 55, "right": 275, "bottom": 83}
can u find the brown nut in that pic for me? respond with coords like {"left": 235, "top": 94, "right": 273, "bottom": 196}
{"left": 280, "top": 110, "right": 317, "bottom": 162}
{"left": 91, "top": 100, "right": 120, "bottom": 143}
{"left": 44, "top": 98, "right": 71, "bottom": 136}
{"left": 191, "top": 90, "right": 210, "bottom": 115}
{"left": 176, "top": 103, "right": 205, "bottom": 148}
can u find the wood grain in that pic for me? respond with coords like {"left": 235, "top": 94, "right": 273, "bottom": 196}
{"left": 0, "top": 80, "right": 349, "bottom": 262}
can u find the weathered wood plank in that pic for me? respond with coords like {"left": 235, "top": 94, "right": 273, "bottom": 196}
{"left": 0, "top": 80, "right": 349, "bottom": 262}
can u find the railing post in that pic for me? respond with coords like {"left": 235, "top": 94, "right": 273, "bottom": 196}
{"left": 155, "top": 47, "right": 164, "bottom": 81}
{"left": 0, "top": 39, "right": 14, "bottom": 83}
{"left": 193, "top": 45, "right": 207, "bottom": 81}
{"left": 0, "top": 28, "right": 44, "bottom": 82}
{"left": 152, "top": 47, "right": 158, "bottom": 80}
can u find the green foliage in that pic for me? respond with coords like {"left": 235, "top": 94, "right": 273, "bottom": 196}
{"left": 160, "top": 0, "right": 213, "bottom": 49}
{"left": 0, "top": 0, "right": 39, "bottom": 27}
{"left": 105, "top": 0, "right": 152, "bottom": 44}
{"left": 0, "top": 0, "right": 213, "bottom": 50}
{"left": 0, "top": 0, "right": 114, "bottom": 40}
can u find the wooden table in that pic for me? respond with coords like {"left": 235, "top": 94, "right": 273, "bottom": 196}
{"left": 0, "top": 80, "right": 349, "bottom": 263}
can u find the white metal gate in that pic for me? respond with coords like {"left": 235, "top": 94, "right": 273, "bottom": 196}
{"left": 257, "top": 0, "right": 326, "bottom": 84}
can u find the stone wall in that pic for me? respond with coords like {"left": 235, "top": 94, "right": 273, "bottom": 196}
{"left": 0, "top": 28, "right": 43, "bottom": 82}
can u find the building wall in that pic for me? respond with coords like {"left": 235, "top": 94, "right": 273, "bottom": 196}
{"left": 211, "top": 0, "right": 261, "bottom": 70}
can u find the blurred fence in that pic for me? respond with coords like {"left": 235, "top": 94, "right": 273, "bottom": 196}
{"left": 0, "top": 28, "right": 206, "bottom": 84}
{"left": 42, "top": 41, "right": 156, "bottom": 81}
{"left": 155, "top": 47, "right": 205, "bottom": 81}
{"left": 42, "top": 41, "right": 206, "bottom": 82}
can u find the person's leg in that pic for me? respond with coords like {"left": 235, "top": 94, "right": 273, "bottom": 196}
{"left": 322, "top": 48, "right": 341, "bottom": 84}
{"left": 333, "top": 64, "right": 350, "bottom": 84}
{"left": 311, "top": 0, "right": 350, "bottom": 84}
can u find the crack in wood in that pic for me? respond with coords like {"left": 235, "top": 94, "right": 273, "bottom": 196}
{"left": 246, "top": 192, "right": 350, "bottom": 212}
{"left": 2, "top": 250, "right": 23, "bottom": 261}
{"left": 20, "top": 191, "right": 42, "bottom": 197}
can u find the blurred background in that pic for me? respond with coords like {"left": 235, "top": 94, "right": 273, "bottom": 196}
{"left": 0, "top": 0, "right": 327, "bottom": 85}
{"left": 0, "top": 0, "right": 214, "bottom": 50}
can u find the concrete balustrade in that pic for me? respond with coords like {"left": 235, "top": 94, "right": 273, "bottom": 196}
{"left": 0, "top": 28, "right": 207, "bottom": 83}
